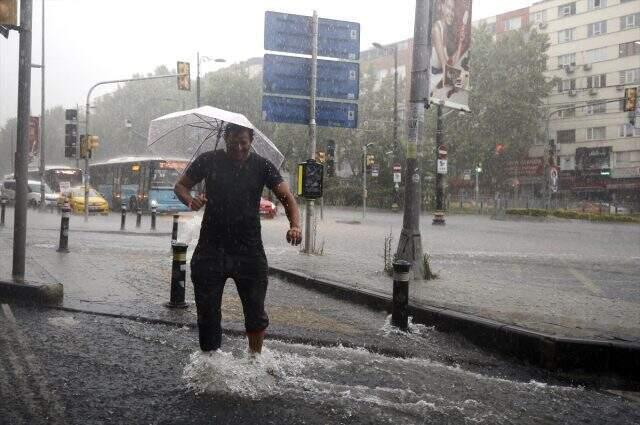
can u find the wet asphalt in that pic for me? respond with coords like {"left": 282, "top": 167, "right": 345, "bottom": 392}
{"left": 1, "top": 304, "right": 640, "bottom": 425}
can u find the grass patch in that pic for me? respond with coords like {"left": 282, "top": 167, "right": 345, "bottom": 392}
{"left": 505, "top": 208, "right": 640, "bottom": 224}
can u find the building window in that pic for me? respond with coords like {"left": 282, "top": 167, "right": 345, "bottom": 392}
{"left": 486, "top": 23, "right": 496, "bottom": 34}
{"left": 620, "top": 41, "right": 640, "bottom": 57}
{"left": 504, "top": 17, "right": 522, "bottom": 31}
{"left": 585, "top": 102, "right": 607, "bottom": 115}
{"left": 621, "top": 13, "right": 640, "bottom": 30}
{"left": 620, "top": 68, "right": 640, "bottom": 85}
{"left": 558, "top": 28, "right": 575, "bottom": 43}
{"left": 588, "top": 0, "right": 607, "bottom": 10}
{"left": 587, "top": 21, "right": 607, "bottom": 37}
{"left": 532, "top": 10, "right": 547, "bottom": 24}
{"left": 559, "top": 156, "right": 575, "bottom": 171}
{"left": 558, "top": 2, "right": 576, "bottom": 18}
{"left": 585, "top": 47, "right": 608, "bottom": 63}
{"left": 557, "top": 129, "right": 576, "bottom": 144}
{"left": 616, "top": 150, "right": 640, "bottom": 163}
{"left": 586, "top": 127, "right": 606, "bottom": 141}
{"left": 558, "top": 53, "right": 577, "bottom": 68}
{"left": 586, "top": 74, "right": 606, "bottom": 88}
{"left": 558, "top": 105, "right": 576, "bottom": 119}
{"left": 557, "top": 79, "right": 576, "bottom": 92}
{"left": 619, "top": 125, "right": 640, "bottom": 138}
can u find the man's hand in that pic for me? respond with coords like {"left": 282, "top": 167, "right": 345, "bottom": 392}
{"left": 189, "top": 194, "right": 207, "bottom": 211}
{"left": 286, "top": 226, "right": 302, "bottom": 246}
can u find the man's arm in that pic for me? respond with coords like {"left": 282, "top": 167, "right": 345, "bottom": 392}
{"left": 272, "top": 181, "right": 302, "bottom": 245}
{"left": 174, "top": 175, "right": 206, "bottom": 211}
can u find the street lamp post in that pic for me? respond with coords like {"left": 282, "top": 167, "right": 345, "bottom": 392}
{"left": 196, "top": 52, "right": 226, "bottom": 108}
{"left": 373, "top": 42, "right": 400, "bottom": 212}
{"left": 362, "top": 142, "right": 374, "bottom": 221}
{"left": 475, "top": 164, "right": 482, "bottom": 204}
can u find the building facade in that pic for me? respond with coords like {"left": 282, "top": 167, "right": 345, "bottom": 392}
{"left": 479, "top": 0, "right": 640, "bottom": 204}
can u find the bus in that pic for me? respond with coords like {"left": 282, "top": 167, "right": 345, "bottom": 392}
{"left": 89, "top": 157, "right": 192, "bottom": 213}
{"left": 26, "top": 165, "right": 83, "bottom": 194}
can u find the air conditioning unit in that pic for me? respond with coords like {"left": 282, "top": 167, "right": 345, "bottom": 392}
{"left": 538, "top": 22, "right": 548, "bottom": 30}
{"left": 589, "top": 88, "right": 598, "bottom": 96}
{"left": 568, "top": 89, "right": 577, "bottom": 97}
{"left": 616, "top": 85, "right": 625, "bottom": 91}
{"left": 564, "top": 65, "right": 575, "bottom": 74}
{"left": 583, "top": 63, "right": 592, "bottom": 71}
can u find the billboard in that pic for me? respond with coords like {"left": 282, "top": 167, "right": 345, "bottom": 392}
{"left": 575, "top": 147, "right": 610, "bottom": 172}
{"left": 429, "top": 0, "right": 473, "bottom": 107}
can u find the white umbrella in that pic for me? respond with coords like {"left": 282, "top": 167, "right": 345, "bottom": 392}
{"left": 147, "top": 106, "right": 284, "bottom": 168}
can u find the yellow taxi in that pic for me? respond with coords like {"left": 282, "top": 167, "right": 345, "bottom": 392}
{"left": 63, "top": 187, "right": 110, "bottom": 215}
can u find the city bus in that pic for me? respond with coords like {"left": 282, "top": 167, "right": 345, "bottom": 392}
{"left": 23, "top": 165, "right": 83, "bottom": 193}
{"left": 89, "top": 157, "right": 192, "bottom": 213}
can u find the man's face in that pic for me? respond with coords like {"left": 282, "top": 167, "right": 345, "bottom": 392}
{"left": 225, "top": 130, "right": 252, "bottom": 162}
{"left": 443, "top": 0, "right": 455, "bottom": 26}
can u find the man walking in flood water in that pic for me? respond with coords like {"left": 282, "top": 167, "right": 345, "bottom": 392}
{"left": 174, "top": 123, "right": 302, "bottom": 356}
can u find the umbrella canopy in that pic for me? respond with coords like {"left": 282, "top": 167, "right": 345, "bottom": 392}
{"left": 147, "top": 106, "right": 284, "bottom": 169}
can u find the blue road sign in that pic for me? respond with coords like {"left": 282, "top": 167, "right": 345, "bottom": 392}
{"left": 264, "top": 11, "right": 360, "bottom": 60}
{"left": 262, "top": 96, "right": 358, "bottom": 129}
{"left": 263, "top": 54, "right": 359, "bottom": 100}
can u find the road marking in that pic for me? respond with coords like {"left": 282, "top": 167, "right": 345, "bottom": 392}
{"left": 564, "top": 266, "right": 604, "bottom": 297}
{"left": 1, "top": 304, "right": 66, "bottom": 424}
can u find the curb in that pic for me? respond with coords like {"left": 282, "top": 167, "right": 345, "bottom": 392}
{"left": 268, "top": 266, "right": 640, "bottom": 382}
{"left": 0, "top": 279, "right": 63, "bottom": 305}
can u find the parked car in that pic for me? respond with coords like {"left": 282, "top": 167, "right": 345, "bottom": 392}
{"left": 259, "top": 197, "right": 277, "bottom": 219}
{"left": 63, "top": 187, "right": 110, "bottom": 215}
{"left": 0, "top": 179, "right": 58, "bottom": 208}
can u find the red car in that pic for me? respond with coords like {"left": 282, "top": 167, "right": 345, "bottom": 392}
{"left": 259, "top": 197, "right": 277, "bottom": 219}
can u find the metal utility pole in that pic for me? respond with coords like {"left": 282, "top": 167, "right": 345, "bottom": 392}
{"left": 303, "top": 10, "right": 319, "bottom": 254}
{"left": 38, "top": 0, "right": 45, "bottom": 208}
{"left": 362, "top": 143, "right": 373, "bottom": 220}
{"left": 396, "top": 0, "right": 433, "bottom": 280}
{"left": 196, "top": 51, "right": 201, "bottom": 108}
{"left": 433, "top": 104, "right": 445, "bottom": 225}
{"left": 13, "top": 0, "right": 34, "bottom": 280}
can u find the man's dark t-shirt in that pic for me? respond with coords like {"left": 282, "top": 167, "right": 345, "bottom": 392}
{"left": 185, "top": 150, "right": 283, "bottom": 256}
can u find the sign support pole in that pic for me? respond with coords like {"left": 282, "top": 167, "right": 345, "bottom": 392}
{"left": 304, "top": 10, "right": 319, "bottom": 254}
{"left": 433, "top": 104, "right": 446, "bottom": 225}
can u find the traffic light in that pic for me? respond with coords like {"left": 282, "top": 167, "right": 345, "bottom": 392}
{"left": 316, "top": 151, "right": 325, "bottom": 163}
{"left": 64, "top": 109, "right": 78, "bottom": 158}
{"left": 80, "top": 135, "right": 100, "bottom": 159}
{"left": 296, "top": 160, "right": 324, "bottom": 199}
{"left": 326, "top": 140, "right": 336, "bottom": 178}
{"left": 0, "top": 0, "right": 18, "bottom": 26}
{"left": 177, "top": 61, "right": 191, "bottom": 91}
{"left": 366, "top": 154, "right": 375, "bottom": 173}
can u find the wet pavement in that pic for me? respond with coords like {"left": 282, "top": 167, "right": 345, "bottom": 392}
{"left": 260, "top": 207, "right": 640, "bottom": 343}
{"left": 1, "top": 303, "right": 639, "bottom": 425}
{"left": 1, "top": 207, "right": 640, "bottom": 423}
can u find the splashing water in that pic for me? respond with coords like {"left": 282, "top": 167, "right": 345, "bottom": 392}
{"left": 380, "top": 315, "right": 435, "bottom": 337}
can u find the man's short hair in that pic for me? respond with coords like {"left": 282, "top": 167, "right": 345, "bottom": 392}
{"left": 224, "top": 123, "right": 254, "bottom": 141}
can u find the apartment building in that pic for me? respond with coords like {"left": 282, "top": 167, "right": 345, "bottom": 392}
{"left": 478, "top": 0, "right": 640, "bottom": 202}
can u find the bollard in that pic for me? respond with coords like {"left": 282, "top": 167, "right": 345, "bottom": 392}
{"left": 151, "top": 205, "right": 157, "bottom": 231}
{"left": 136, "top": 207, "right": 142, "bottom": 228}
{"left": 166, "top": 243, "right": 189, "bottom": 309}
{"left": 0, "top": 197, "right": 6, "bottom": 227}
{"left": 120, "top": 203, "right": 127, "bottom": 230}
{"left": 391, "top": 260, "right": 412, "bottom": 331}
{"left": 171, "top": 214, "right": 179, "bottom": 245}
{"left": 57, "top": 202, "right": 71, "bottom": 253}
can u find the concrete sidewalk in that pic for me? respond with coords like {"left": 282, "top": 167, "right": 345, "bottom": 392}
{"left": 260, "top": 208, "right": 640, "bottom": 344}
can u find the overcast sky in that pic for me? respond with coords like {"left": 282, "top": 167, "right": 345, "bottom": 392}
{"left": 0, "top": 0, "right": 532, "bottom": 127}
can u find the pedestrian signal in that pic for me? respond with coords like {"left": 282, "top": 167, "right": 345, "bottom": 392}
{"left": 177, "top": 61, "right": 191, "bottom": 91}
{"left": 297, "top": 160, "right": 324, "bottom": 200}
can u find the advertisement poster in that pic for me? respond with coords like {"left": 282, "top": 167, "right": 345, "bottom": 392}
{"left": 28, "top": 116, "right": 40, "bottom": 160}
{"left": 430, "top": 0, "right": 473, "bottom": 107}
